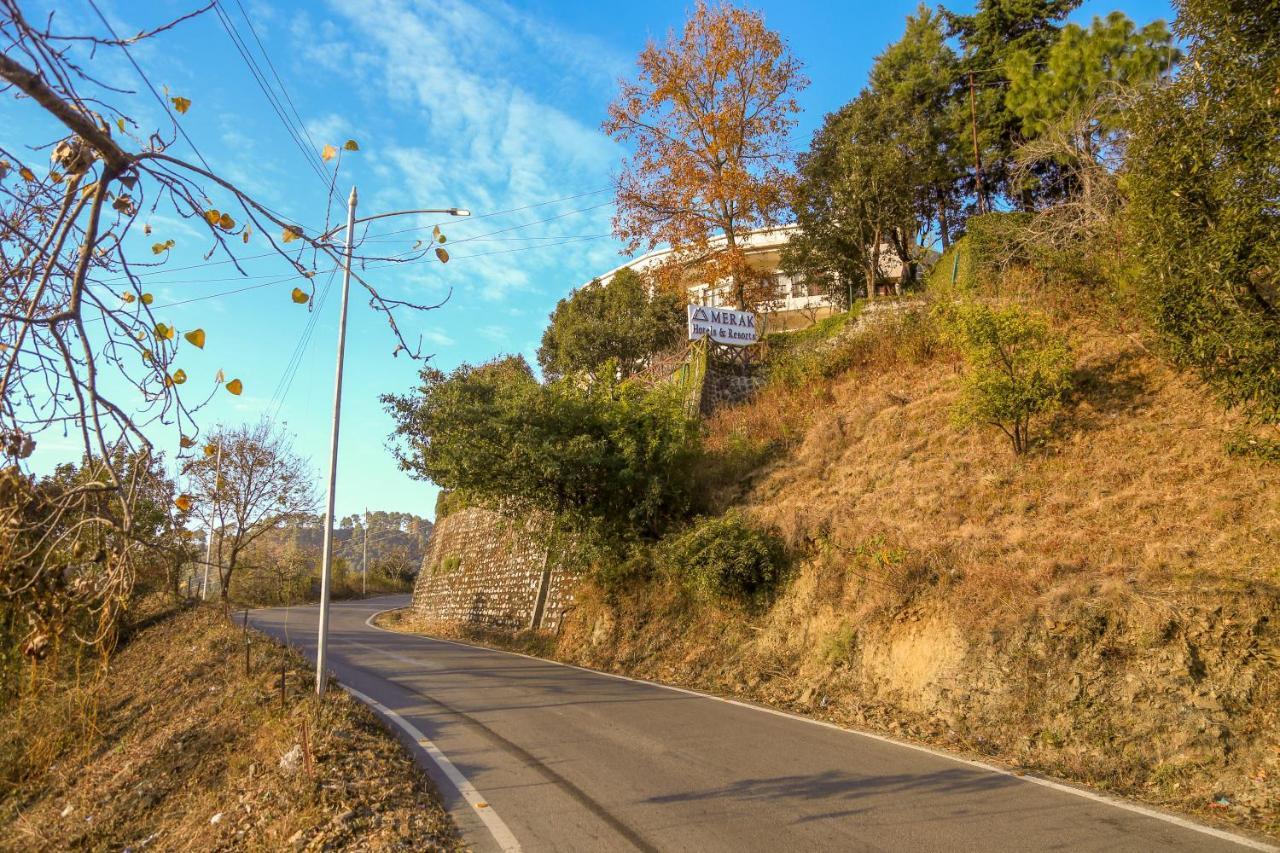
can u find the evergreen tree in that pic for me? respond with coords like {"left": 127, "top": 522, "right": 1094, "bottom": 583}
{"left": 946, "top": 0, "right": 1080, "bottom": 209}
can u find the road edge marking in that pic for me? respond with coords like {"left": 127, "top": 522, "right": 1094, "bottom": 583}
{"left": 365, "top": 605, "right": 1276, "bottom": 852}
{"left": 342, "top": 682, "right": 521, "bottom": 853}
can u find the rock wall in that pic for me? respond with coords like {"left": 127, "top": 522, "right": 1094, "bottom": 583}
{"left": 411, "top": 506, "right": 574, "bottom": 632}
{"left": 700, "top": 363, "right": 768, "bottom": 413}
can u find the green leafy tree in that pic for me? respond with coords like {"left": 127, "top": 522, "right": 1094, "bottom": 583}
{"left": 867, "top": 5, "right": 966, "bottom": 251}
{"left": 1124, "top": 0, "right": 1280, "bottom": 420}
{"left": 384, "top": 357, "right": 702, "bottom": 536}
{"left": 785, "top": 93, "right": 914, "bottom": 304}
{"left": 786, "top": 7, "right": 960, "bottom": 298}
{"left": 936, "top": 301, "right": 1074, "bottom": 454}
{"left": 538, "top": 268, "right": 684, "bottom": 382}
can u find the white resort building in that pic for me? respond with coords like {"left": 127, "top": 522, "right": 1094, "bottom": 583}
{"left": 583, "top": 224, "right": 925, "bottom": 316}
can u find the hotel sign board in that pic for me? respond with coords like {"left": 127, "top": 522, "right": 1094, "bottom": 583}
{"left": 687, "top": 305, "right": 758, "bottom": 346}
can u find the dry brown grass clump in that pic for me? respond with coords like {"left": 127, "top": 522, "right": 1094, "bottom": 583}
{"left": 0, "top": 606, "right": 460, "bottom": 852}
{"left": 726, "top": 310, "right": 1280, "bottom": 613}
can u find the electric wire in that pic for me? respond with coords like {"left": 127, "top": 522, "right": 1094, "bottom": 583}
{"left": 268, "top": 265, "right": 338, "bottom": 418}
{"left": 230, "top": 0, "right": 326, "bottom": 168}
{"left": 211, "top": 2, "right": 330, "bottom": 189}
{"left": 86, "top": 0, "right": 217, "bottom": 174}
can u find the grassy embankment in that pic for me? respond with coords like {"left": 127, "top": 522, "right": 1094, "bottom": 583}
{"left": 0, "top": 605, "right": 460, "bottom": 851}
{"left": 388, "top": 252, "right": 1280, "bottom": 838}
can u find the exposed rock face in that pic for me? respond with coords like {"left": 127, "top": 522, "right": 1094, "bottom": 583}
{"left": 411, "top": 506, "right": 574, "bottom": 632}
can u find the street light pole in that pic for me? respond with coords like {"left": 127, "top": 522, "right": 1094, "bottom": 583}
{"left": 315, "top": 186, "right": 358, "bottom": 698}
{"left": 313, "top": 190, "right": 469, "bottom": 698}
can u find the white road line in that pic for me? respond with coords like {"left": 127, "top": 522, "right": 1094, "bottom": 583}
{"left": 342, "top": 683, "right": 522, "bottom": 853}
{"left": 363, "top": 605, "right": 1277, "bottom": 852}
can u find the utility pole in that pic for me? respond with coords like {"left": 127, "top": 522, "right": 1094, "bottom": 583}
{"left": 200, "top": 439, "right": 223, "bottom": 600}
{"left": 968, "top": 71, "right": 987, "bottom": 215}
{"left": 362, "top": 506, "right": 368, "bottom": 598}
{"left": 312, "top": 191, "right": 470, "bottom": 698}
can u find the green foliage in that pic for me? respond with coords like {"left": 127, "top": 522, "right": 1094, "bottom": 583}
{"left": 1125, "top": 0, "right": 1280, "bottom": 421}
{"left": 763, "top": 309, "right": 856, "bottom": 387}
{"left": 1005, "top": 12, "right": 1176, "bottom": 139}
{"left": 384, "top": 356, "right": 703, "bottom": 536}
{"left": 786, "top": 7, "right": 956, "bottom": 293}
{"left": 658, "top": 510, "right": 787, "bottom": 602}
{"left": 1225, "top": 431, "right": 1280, "bottom": 464}
{"left": 538, "top": 268, "right": 685, "bottom": 382}
{"left": 947, "top": 0, "right": 1080, "bottom": 207}
{"left": 936, "top": 301, "right": 1074, "bottom": 453}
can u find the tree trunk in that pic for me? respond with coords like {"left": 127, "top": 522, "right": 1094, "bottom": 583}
{"left": 867, "top": 226, "right": 882, "bottom": 302}
{"left": 938, "top": 195, "right": 951, "bottom": 251}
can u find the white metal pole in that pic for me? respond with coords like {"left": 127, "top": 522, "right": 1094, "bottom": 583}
{"left": 315, "top": 185, "right": 358, "bottom": 698}
{"left": 200, "top": 439, "right": 223, "bottom": 600}
{"left": 362, "top": 507, "right": 368, "bottom": 597}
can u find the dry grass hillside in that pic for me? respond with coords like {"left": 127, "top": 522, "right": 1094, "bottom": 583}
{"left": 434, "top": 292, "right": 1280, "bottom": 839}
{"left": 0, "top": 606, "right": 460, "bottom": 851}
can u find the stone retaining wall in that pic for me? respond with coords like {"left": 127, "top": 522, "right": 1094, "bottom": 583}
{"left": 411, "top": 506, "right": 574, "bottom": 632}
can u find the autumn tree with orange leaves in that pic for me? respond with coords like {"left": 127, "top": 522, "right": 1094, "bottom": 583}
{"left": 604, "top": 1, "right": 807, "bottom": 310}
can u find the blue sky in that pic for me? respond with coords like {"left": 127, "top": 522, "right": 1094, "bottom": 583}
{"left": 6, "top": 0, "right": 1174, "bottom": 521}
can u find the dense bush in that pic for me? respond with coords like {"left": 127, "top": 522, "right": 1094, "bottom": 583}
{"left": 538, "top": 268, "right": 685, "bottom": 382}
{"left": 384, "top": 356, "right": 702, "bottom": 537}
{"left": 658, "top": 511, "right": 787, "bottom": 601}
{"left": 936, "top": 301, "right": 1074, "bottom": 454}
{"left": 1124, "top": 0, "right": 1280, "bottom": 421}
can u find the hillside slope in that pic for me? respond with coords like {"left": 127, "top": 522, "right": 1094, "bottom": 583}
{"left": 0, "top": 606, "right": 459, "bottom": 851}
{"left": 453, "top": 304, "right": 1280, "bottom": 838}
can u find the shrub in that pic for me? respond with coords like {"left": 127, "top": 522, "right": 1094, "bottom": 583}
{"left": 384, "top": 357, "right": 703, "bottom": 537}
{"left": 936, "top": 301, "right": 1074, "bottom": 454}
{"left": 1124, "top": 0, "right": 1280, "bottom": 421}
{"left": 659, "top": 511, "right": 787, "bottom": 601}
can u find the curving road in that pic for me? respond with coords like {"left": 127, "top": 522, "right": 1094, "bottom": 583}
{"left": 249, "top": 595, "right": 1274, "bottom": 853}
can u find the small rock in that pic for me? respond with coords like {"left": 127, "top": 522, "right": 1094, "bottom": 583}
{"left": 333, "top": 808, "right": 355, "bottom": 824}
{"left": 210, "top": 812, "right": 223, "bottom": 825}
{"left": 279, "top": 744, "right": 303, "bottom": 776}
{"left": 60, "top": 804, "right": 74, "bottom": 818}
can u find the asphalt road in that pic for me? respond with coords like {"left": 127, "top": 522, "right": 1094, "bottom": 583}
{"left": 250, "top": 595, "right": 1273, "bottom": 853}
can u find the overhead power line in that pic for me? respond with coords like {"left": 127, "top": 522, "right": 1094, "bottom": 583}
{"left": 86, "top": 0, "right": 216, "bottom": 175}
{"left": 212, "top": 1, "right": 331, "bottom": 189}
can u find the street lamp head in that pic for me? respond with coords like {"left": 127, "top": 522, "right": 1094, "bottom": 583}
{"left": 450, "top": 208, "right": 471, "bottom": 217}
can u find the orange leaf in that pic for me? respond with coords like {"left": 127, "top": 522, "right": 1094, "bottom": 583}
{"left": 171, "top": 369, "right": 187, "bottom": 385}
{"left": 225, "top": 378, "right": 243, "bottom": 395}
{"left": 184, "top": 328, "right": 206, "bottom": 349}
{"left": 282, "top": 225, "right": 303, "bottom": 244}
{"left": 320, "top": 144, "right": 337, "bottom": 162}
{"left": 435, "top": 247, "right": 449, "bottom": 264}
{"left": 180, "top": 435, "right": 196, "bottom": 448}
{"left": 291, "top": 288, "right": 309, "bottom": 304}
{"left": 205, "top": 209, "right": 221, "bottom": 226}
{"left": 171, "top": 96, "right": 191, "bottom": 114}
{"left": 174, "top": 494, "right": 193, "bottom": 512}
{"left": 219, "top": 212, "right": 234, "bottom": 230}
